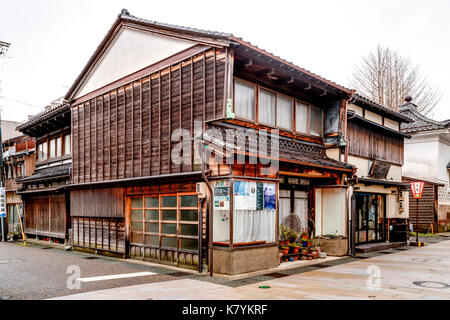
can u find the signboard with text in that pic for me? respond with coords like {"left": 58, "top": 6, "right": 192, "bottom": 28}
{"left": 0, "top": 187, "right": 5, "bottom": 218}
{"left": 409, "top": 181, "right": 424, "bottom": 199}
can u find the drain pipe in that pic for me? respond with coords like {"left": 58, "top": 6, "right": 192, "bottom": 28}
{"left": 198, "top": 136, "right": 214, "bottom": 277}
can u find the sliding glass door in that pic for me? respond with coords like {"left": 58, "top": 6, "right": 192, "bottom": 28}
{"left": 355, "top": 193, "right": 385, "bottom": 244}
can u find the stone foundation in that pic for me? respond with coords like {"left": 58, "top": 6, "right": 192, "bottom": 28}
{"left": 213, "top": 245, "right": 279, "bottom": 275}
{"left": 315, "top": 237, "right": 348, "bottom": 256}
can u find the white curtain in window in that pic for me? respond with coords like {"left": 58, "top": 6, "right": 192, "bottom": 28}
{"left": 296, "top": 102, "right": 308, "bottom": 134}
{"left": 258, "top": 90, "right": 275, "bottom": 126}
{"left": 310, "top": 107, "right": 323, "bottom": 136}
{"left": 233, "top": 209, "right": 276, "bottom": 243}
{"left": 276, "top": 96, "right": 292, "bottom": 130}
{"left": 235, "top": 81, "right": 255, "bottom": 120}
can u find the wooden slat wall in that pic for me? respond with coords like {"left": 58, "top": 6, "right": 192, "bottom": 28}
{"left": 408, "top": 184, "right": 436, "bottom": 231}
{"left": 71, "top": 217, "right": 126, "bottom": 253}
{"left": 72, "top": 48, "right": 226, "bottom": 184}
{"left": 347, "top": 121, "right": 404, "bottom": 165}
{"left": 23, "top": 194, "right": 67, "bottom": 238}
{"left": 70, "top": 188, "right": 124, "bottom": 218}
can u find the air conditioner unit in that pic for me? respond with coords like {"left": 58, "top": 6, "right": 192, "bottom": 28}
{"left": 196, "top": 182, "right": 207, "bottom": 199}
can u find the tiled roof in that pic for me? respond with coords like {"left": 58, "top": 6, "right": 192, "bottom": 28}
{"left": 1, "top": 120, "right": 22, "bottom": 141}
{"left": 353, "top": 94, "right": 414, "bottom": 123}
{"left": 16, "top": 98, "right": 69, "bottom": 132}
{"left": 19, "top": 163, "right": 71, "bottom": 183}
{"left": 206, "top": 124, "right": 353, "bottom": 172}
{"left": 400, "top": 103, "right": 450, "bottom": 133}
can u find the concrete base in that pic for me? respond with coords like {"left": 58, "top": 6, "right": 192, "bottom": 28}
{"left": 315, "top": 237, "right": 348, "bottom": 256}
{"left": 213, "top": 245, "right": 279, "bottom": 275}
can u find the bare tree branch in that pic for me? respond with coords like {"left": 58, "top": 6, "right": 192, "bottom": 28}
{"left": 350, "top": 45, "right": 442, "bottom": 115}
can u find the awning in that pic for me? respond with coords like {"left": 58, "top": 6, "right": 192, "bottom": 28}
{"left": 356, "top": 177, "right": 409, "bottom": 188}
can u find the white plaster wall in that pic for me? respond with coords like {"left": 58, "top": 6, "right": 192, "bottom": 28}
{"left": 365, "top": 110, "right": 383, "bottom": 125}
{"left": 75, "top": 27, "right": 195, "bottom": 98}
{"left": 325, "top": 148, "right": 340, "bottom": 161}
{"left": 315, "top": 188, "right": 346, "bottom": 236}
{"left": 347, "top": 103, "right": 363, "bottom": 116}
{"left": 347, "top": 155, "right": 370, "bottom": 177}
{"left": 403, "top": 134, "right": 440, "bottom": 182}
{"left": 384, "top": 118, "right": 399, "bottom": 131}
{"left": 387, "top": 165, "right": 402, "bottom": 182}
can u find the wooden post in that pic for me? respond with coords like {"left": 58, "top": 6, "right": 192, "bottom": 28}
{"left": 16, "top": 204, "right": 26, "bottom": 246}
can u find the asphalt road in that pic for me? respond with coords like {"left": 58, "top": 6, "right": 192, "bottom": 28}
{"left": 0, "top": 241, "right": 191, "bottom": 300}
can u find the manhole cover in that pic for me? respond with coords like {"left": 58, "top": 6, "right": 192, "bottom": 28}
{"left": 413, "top": 281, "right": 450, "bottom": 289}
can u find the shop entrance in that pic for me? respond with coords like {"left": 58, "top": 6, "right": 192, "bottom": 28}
{"left": 279, "top": 189, "right": 308, "bottom": 234}
{"left": 355, "top": 193, "right": 386, "bottom": 244}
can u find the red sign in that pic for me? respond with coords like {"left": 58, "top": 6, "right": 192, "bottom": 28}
{"left": 410, "top": 181, "right": 425, "bottom": 199}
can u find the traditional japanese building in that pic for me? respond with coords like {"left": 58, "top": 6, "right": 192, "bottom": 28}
{"left": 400, "top": 97, "right": 450, "bottom": 232}
{"left": 62, "top": 9, "right": 358, "bottom": 274}
{"left": 342, "top": 94, "right": 413, "bottom": 253}
{"left": 3, "top": 133, "right": 36, "bottom": 237}
{"left": 16, "top": 98, "right": 71, "bottom": 243}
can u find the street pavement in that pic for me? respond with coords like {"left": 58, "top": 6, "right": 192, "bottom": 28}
{"left": 1, "top": 237, "right": 450, "bottom": 300}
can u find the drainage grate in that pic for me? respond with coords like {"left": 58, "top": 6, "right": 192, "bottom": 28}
{"left": 266, "top": 272, "right": 289, "bottom": 279}
{"left": 82, "top": 256, "right": 100, "bottom": 260}
{"left": 40, "top": 247, "right": 52, "bottom": 250}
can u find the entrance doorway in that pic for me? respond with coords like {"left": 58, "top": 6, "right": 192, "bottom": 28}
{"left": 279, "top": 189, "right": 308, "bottom": 234}
{"left": 355, "top": 193, "right": 385, "bottom": 244}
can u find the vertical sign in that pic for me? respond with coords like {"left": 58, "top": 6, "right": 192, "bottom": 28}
{"left": 0, "top": 187, "right": 5, "bottom": 218}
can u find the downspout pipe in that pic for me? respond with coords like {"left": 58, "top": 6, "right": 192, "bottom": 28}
{"left": 198, "top": 136, "right": 214, "bottom": 277}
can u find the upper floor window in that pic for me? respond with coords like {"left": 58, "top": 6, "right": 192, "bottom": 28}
{"left": 258, "top": 89, "right": 275, "bottom": 126}
{"left": 38, "top": 142, "right": 48, "bottom": 161}
{"left": 277, "top": 95, "right": 293, "bottom": 130}
{"left": 234, "top": 80, "right": 255, "bottom": 120}
{"left": 37, "top": 133, "right": 71, "bottom": 161}
{"left": 64, "top": 134, "right": 71, "bottom": 155}
{"left": 234, "top": 79, "right": 323, "bottom": 137}
{"left": 49, "top": 139, "right": 56, "bottom": 159}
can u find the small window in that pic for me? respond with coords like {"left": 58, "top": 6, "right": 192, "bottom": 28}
{"left": 64, "top": 134, "right": 71, "bottom": 155}
{"left": 310, "top": 106, "right": 323, "bottom": 136}
{"left": 276, "top": 95, "right": 293, "bottom": 130}
{"left": 49, "top": 139, "right": 56, "bottom": 158}
{"left": 295, "top": 102, "right": 308, "bottom": 134}
{"left": 234, "top": 80, "right": 255, "bottom": 120}
{"left": 258, "top": 89, "right": 275, "bottom": 126}
{"left": 38, "top": 142, "right": 48, "bottom": 161}
{"left": 56, "top": 137, "right": 62, "bottom": 157}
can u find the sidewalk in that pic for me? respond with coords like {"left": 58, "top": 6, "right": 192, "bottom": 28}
{"left": 51, "top": 240, "right": 450, "bottom": 300}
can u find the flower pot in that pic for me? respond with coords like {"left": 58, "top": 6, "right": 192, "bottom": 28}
{"left": 293, "top": 247, "right": 300, "bottom": 254}
{"left": 311, "top": 251, "right": 319, "bottom": 259}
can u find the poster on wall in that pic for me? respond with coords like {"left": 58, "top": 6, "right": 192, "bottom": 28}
{"left": 256, "top": 182, "right": 264, "bottom": 210}
{"left": 213, "top": 180, "right": 230, "bottom": 210}
{"left": 263, "top": 183, "right": 276, "bottom": 210}
{"left": 234, "top": 180, "right": 249, "bottom": 210}
{"left": 248, "top": 181, "right": 257, "bottom": 210}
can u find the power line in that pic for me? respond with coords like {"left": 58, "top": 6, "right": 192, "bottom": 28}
{"left": 0, "top": 96, "right": 43, "bottom": 109}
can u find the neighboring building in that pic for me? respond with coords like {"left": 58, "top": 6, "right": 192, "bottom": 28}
{"left": 3, "top": 133, "right": 36, "bottom": 237}
{"left": 0, "top": 120, "right": 24, "bottom": 239}
{"left": 344, "top": 94, "right": 413, "bottom": 252}
{"left": 400, "top": 97, "right": 450, "bottom": 232}
{"left": 16, "top": 99, "right": 71, "bottom": 243}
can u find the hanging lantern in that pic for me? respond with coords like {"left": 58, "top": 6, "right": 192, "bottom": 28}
{"left": 409, "top": 181, "right": 424, "bottom": 199}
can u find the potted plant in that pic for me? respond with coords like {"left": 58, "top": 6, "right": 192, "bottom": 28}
{"left": 310, "top": 247, "right": 319, "bottom": 259}
{"left": 279, "top": 224, "right": 289, "bottom": 246}
{"left": 293, "top": 244, "right": 300, "bottom": 254}
{"left": 280, "top": 246, "right": 289, "bottom": 255}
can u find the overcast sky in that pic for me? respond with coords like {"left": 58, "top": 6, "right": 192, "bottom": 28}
{"left": 0, "top": 0, "right": 449, "bottom": 123}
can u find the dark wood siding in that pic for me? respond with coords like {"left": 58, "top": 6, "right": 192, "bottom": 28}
{"left": 347, "top": 120, "right": 404, "bottom": 165}
{"left": 70, "top": 188, "right": 124, "bottom": 218}
{"left": 24, "top": 193, "right": 67, "bottom": 238}
{"left": 72, "top": 48, "right": 226, "bottom": 184}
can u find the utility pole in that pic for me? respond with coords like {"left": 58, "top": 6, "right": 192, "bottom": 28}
{"left": 0, "top": 40, "right": 11, "bottom": 242}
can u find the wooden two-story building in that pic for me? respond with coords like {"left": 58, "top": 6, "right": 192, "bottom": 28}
{"left": 16, "top": 99, "right": 71, "bottom": 243}
{"left": 62, "top": 9, "right": 356, "bottom": 274}
{"left": 3, "top": 133, "right": 35, "bottom": 237}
